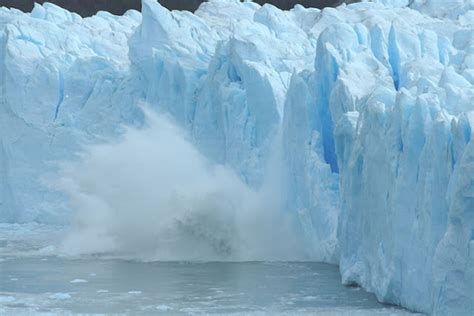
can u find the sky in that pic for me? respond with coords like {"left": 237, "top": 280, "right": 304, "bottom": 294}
{"left": 0, "top": 0, "right": 347, "bottom": 16}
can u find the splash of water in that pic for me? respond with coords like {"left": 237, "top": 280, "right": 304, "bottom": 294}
{"left": 56, "top": 109, "right": 308, "bottom": 261}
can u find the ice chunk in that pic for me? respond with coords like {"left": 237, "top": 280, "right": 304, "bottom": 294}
{"left": 128, "top": 291, "right": 142, "bottom": 295}
{"left": 156, "top": 305, "right": 173, "bottom": 311}
{"left": 49, "top": 293, "right": 71, "bottom": 300}
{"left": 70, "top": 279, "right": 88, "bottom": 284}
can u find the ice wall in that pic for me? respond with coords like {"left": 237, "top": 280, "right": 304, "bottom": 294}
{"left": 284, "top": 1, "right": 472, "bottom": 313}
{"left": 0, "top": 3, "right": 143, "bottom": 222}
{"left": 296, "top": 1, "right": 474, "bottom": 314}
{"left": 0, "top": 0, "right": 473, "bottom": 314}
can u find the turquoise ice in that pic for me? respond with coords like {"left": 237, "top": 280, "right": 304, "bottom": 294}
{"left": 0, "top": 0, "right": 473, "bottom": 314}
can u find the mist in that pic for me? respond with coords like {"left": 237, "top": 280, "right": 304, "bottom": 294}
{"left": 56, "top": 108, "right": 309, "bottom": 261}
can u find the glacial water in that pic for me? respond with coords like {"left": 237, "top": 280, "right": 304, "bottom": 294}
{"left": 0, "top": 259, "right": 416, "bottom": 315}
{"left": 0, "top": 225, "right": 416, "bottom": 315}
{"left": 0, "top": 111, "right": 420, "bottom": 315}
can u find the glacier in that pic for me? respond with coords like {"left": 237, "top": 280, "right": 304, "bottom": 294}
{"left": 0, "top": 0, "right": 473, "bottom": 314}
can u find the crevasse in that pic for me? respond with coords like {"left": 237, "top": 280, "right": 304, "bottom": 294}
{"left": 0, "top": 0, "right": 473, "bottom": 314}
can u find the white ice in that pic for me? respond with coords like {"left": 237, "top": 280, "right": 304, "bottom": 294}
{"left": 0, "top": 0, "right": 473, "bottom": 314}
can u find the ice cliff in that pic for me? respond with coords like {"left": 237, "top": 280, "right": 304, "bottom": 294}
{"left": 0, "top": 0, "right": 473, "bottom": 314}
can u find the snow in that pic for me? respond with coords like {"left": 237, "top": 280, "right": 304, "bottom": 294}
{"left": 0, "top": 0, "right": 473, "bottom": 314}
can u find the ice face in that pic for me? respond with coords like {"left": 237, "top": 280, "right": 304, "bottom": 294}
{"left": 1, "top": 0, "right": 473, "bottom": 314}
{"left": 306, "top": 2, "right": 473, "bottom": 314}
{"left": 0, "top": 2, "right": 143, "bottom": 223}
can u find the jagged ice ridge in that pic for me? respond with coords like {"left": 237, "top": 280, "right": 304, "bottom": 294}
{"left": 0, "top": 0, "right": 473, "bottom": 314}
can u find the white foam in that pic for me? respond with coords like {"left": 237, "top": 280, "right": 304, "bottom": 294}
{"left": 58, "top": 110, "right": 308, "bottom": 262}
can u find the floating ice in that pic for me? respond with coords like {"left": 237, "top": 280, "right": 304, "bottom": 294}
{"left": 0, "top": 296, "right": 15, "bottom": 303}
{"left": 70, "top": 279, "right": 88, "bottom": 284}
{"left": 49, "top": 293, "right": 71, "bottom": 300}
{"left": 128, "top": 291, "right": 142, "bottom": 295}
{"left": 156, "top": 305, "right": 173, "bottom": 311}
